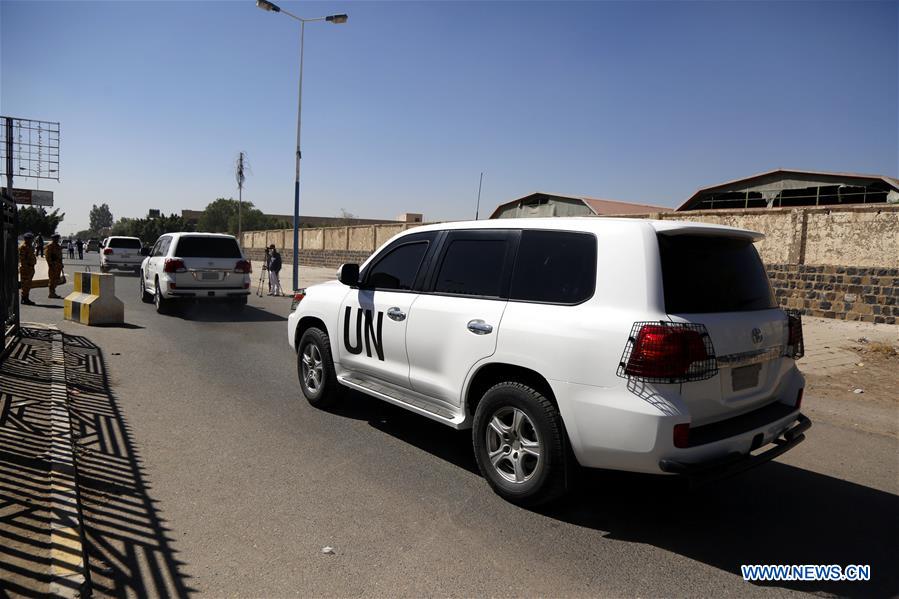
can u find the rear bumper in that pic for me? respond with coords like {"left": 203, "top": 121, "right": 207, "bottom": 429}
{"left": 659, "top": 413, "right": 811, "bottom": 483}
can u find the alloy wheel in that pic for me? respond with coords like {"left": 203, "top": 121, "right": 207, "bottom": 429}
{"left": 485, "top": 406, "right": 543, "bottom": 484}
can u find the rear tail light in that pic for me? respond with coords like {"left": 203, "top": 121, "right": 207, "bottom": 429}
{"left": 673, "top": 423, "right": 690, "bottom": 448}
{"left": 103, "top": 248, "right": 113, "bottom": 255}
{"left": 163, "top": 258, "right": 187, "bottom": 273}
{"left": 617, "top": 321, "right": 718, "bottom": 383}
{"left": 785, "top": 309, "right": 804, "bottom": 359}
{"left": 290, "top": 289, "right": 306, "bottom": 311}
{"left": 235, "top": 260, "right": 252, "bottom": 274}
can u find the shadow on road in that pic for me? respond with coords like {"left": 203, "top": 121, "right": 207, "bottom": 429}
{"left": 329, "top": 391, "right": 898, "bottom": 597}
{"left": 63, "top": 332, "right": 193, "bottom": 597}
{"left": 169, "top": 303, "right": 286, "bottom": 323}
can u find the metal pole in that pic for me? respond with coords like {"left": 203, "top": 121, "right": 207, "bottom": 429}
{"left": 292, "top": 20, "right": 305, "bottom": 291}
{"left": 4, "top": 118, "right": 12, "bottom": 196}
{"left": 237, "top": 151, "right": 243, "bottom": 245}
{"left": 475, "top": 172, "right": 483, "bottom": 220}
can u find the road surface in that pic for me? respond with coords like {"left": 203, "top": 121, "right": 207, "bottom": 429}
{"left": 16, "top": 254, "right": 899, "bottom": 597}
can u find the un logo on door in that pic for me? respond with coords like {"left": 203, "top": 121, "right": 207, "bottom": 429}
{"left": 751, "top": 328, "right": 763, "bottom": 344}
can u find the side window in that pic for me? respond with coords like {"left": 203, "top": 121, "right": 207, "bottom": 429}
{"left": 150, "top": 240, "right": 162, "bottom": 257}
{"left": 364, "top": 242, "right": 429, "bottom": 290}
{"left": 153, "top": 237, "right": 170, "bottom": 257}
{"left": 434, "top": 237, "right": 510, "bottom": 298}
{"left": 510, "top": 230, "right": 596, "bottom": 304}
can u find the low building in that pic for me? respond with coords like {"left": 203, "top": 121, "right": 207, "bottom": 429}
{"left": 489, "top": 192, "right": 671, "bottom": 219}
{"left": 181, "top": 209, "right": 419, "bottom": 228}
{"left": 678, "top": 169, "right": 899, "bottom": 211}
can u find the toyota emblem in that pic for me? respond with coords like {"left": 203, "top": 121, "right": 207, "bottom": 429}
{"left": 751, "top": 328, "right": 763, "bottom": 344}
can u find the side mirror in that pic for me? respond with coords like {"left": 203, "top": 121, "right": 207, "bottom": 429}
{"left": 337, "top": 263, "right": 360, "bottom": 287}
{"left": 140, "top": 247, "right": 151, "bottom": 256}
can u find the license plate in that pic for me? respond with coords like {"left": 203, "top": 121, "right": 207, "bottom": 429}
{"left": 732, "top": 363, "right": 762, "bottom": 391}
{"left": 200, "top": 272, "right": 219, "bottom": 280}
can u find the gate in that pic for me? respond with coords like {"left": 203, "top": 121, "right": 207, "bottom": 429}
{"left": 1, "top": 191, "right": 18, "bottom": 359}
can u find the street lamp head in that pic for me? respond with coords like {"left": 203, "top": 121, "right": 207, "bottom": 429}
{"left": 326, "top": 14, "right": 348, "bottom": 24}
{"left": 256, "top": 0, "right": 281, "bottom": 13}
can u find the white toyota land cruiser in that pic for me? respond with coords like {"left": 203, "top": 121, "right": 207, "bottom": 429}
{"left": 287, "top": 218, "right": 809, "bottom": 505}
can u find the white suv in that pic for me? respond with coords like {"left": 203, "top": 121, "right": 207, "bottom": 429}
{"left": 140, "top": 232, "right": 252, "bottom": 313}
{"left": 286, "top": 218, "right": 809, "bottom": 505}
{"left": 100, "top": 236, "right": 145, "bottom": 272}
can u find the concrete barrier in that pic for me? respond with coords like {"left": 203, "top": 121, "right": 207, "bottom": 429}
{"left": 64, "top": 272, "right": 124, "bottom": 326}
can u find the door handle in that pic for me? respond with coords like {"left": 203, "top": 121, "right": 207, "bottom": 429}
{"left": 387, "top": 307, "right": 406, "bottom": 321}
{"left": 467, "top": 319, "right": 493, "bottom": 335}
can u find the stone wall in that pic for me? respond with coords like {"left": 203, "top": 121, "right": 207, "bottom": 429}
{"left": 242, "top": 204, "right": 899, "bottom": 322}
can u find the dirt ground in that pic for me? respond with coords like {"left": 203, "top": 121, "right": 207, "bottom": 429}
{"left": 803, "top": 336, "right": 899, "bottom": 439}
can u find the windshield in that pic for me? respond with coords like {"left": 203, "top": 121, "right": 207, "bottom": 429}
{"left": 658, "top": 234, "right": 776, "bottom": 313}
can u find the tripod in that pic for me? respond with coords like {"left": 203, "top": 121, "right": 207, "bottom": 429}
{"left": 256, "top": 264, "right": 269, "bottom": 297}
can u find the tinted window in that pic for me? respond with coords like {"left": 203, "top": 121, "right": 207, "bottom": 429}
{"left": 658, "top": 234, "right": 776, "bottom": 313}
{"left": 366, "top": 242, "right": 428, "bottom": 290}
{"left": 108, "top": 238, "right": 142, "bottom": 249}
{"left": 152, "top": 237, "right": 170, "bottom": 257}
{"left": 175, "top": 237, "right": 242, "bottom": 258}
{"left": 435, "top": 239, "right": 508, "bottom": 297}
{"left": 510, "top": 231, "right": 596, "bottom": 304}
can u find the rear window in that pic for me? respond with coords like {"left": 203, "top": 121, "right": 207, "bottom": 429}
{"left": 510, "top": 231, "right": 596, "bottom": 304}
{"left": 107, "top": 238, "right": 142, "bottom": 249}
{"left": 174, "top": 236, "right": 242, "bottom": 259}
{"left": 658, "top": 234, "right": 775, "bottom": 313}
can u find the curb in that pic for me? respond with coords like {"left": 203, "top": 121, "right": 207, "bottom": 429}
{"left": 45, "top": 327, "right": 87, "bottom": 597}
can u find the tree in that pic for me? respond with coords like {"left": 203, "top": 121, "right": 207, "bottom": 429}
{"left": 109, "top": 213, "right": 193, "bottom": 244}
{"left": 198, "top": 198, "right": 238, "bottom": 233}
{"left": 89, "top": 203, "right": 113, "bottom": 233}
{"left": 16, "top": 206, "right": 65, "bottom": 236}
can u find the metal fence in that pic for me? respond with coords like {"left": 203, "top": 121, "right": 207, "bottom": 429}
{"left": 1, "top": 192, "right": 18, "bottom": 359}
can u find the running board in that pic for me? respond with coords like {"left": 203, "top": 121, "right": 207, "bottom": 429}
{"left": 338, "top": 374, "right": 466, "bottom": 429}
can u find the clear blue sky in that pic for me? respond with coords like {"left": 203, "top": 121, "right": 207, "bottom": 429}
{"left": 2, "top": 1, "right": 897, "bottom": 234}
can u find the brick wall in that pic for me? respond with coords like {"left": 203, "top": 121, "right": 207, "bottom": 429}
{"left": 767, "top": 264, "right": 898, "bottom": 324}
{"left": 245, "top": 247, "right": 371, "bottom": 269}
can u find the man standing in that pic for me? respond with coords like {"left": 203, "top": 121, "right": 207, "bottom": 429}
{"left": 267, "top": 244, "right": 282, "bottom": 296}
{"left": 46, "top": 233, "right": 64, "bottom": 299}
{"left": 75, "top": 238, "right": 84, "bottom": 260}
{"left": 66, "top": 238, "right": 75, "bottom": 259}
{"left": 35, "top": 234, "right": 45, "bottom": 257}
{"left": 19, "top": 232, "right": 37, "bottom": 306}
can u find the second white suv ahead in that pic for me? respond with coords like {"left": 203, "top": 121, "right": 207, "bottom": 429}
{"left": 100, "top": 236, "right": 145, "bottom": 272}
{"left": 287, "top": 218, "right": 810, "bottom": 506}
{"left": 140, "top": 232, "right": 252, "bottom": 313}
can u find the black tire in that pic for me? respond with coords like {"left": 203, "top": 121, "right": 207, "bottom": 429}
{"left": 472, "top": 381, "right": 568, "bottom": 506}
{"left": 154, "top": 279, "right": 170, "bottom": 314}
{"left": 140, "top": 274, "right": 153, "bottom": 303}
{"left": 297, "top": 327, "right": 342, "bottom": 408}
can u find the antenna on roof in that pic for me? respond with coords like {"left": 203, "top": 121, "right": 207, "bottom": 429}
{"left": 475, "top": 171, "right": 484, "bottom": 220}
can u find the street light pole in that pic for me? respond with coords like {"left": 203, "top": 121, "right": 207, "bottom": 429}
{"left": 256, "top": 0, "right": 347, "bottom": 291}
{"left": 293, "top": 19, "right": 305, "bottom": 292}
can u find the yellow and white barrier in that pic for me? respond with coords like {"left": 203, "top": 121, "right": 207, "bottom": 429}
{"left": 64, "top": 272, "right": 124, "bottom": 326}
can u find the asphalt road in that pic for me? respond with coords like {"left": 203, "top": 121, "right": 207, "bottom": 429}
{"left": 18, "top": 254, "right": 899, "bottom": 598}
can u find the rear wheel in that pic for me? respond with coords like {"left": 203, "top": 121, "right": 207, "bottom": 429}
{"left": 154, "top": 280, "right": 170, "bottom": 314}
{"left": 297, "top": 327, "right": 342, "bottom": 408}
{"left": 472, "top": 381, "right": 568, "bottom": 506}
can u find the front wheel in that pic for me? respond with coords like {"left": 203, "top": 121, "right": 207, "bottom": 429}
{"left": 472, "top": 381, "right": 568, "bottom": 506}
{"left": 140, "top": 274, "right": 152, "bottom": 303}
{"left": 297, "top": 327, "right": 342, "bottom": 408}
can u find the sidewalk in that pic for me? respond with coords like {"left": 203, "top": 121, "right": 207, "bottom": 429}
{"left": 0, "top": 326, "right": 85, "bottom": 597}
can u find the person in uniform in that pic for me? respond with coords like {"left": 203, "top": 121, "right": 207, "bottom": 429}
{"left": 19, "top": 232, "right": 37, "bottom": 306}
{"left": 35, "top": 234, "right": 45, "bottom": 257}
{"left": 76, "top": 238, "right": 84, "bottom": 260}
{"left": 46, "top": 233, "right": 64, "bottom": 299}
